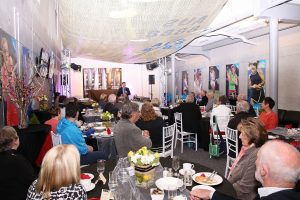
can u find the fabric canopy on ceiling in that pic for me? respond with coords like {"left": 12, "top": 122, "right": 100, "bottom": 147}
{"left": 59, "top": 0, "right": 227, "bottom": 64}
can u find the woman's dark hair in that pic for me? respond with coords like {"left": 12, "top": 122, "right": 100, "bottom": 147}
{"left": 48, "top": 106, "right": 61, "bottom": 117}
{"left": 238, "top": 117, "right": 267, "bottom": 147}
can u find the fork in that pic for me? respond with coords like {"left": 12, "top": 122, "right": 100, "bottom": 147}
{"left": 207, "top": 171, "right": 217, "bottom": 182}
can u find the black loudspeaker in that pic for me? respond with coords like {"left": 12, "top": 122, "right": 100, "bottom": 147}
{"left": 146, "top": 62, "right": 158, "bottom": 70}
{"left": 149, "top": 75, "right": 155, "bottom": 85}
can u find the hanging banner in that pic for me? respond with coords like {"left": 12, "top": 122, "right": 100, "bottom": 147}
{"left": 226, "top": 63, "right": 239, "bottom": 98}
{"left": 248, "top": 60, "right": 266, "bottom": 104}
{"left": 59, "top": 0, "right": 227, "bottom": 63}
{"left": 194, "top": 68, "right": 203, "bottom": 95}
{"left": 182, "top": 71, "right": 189, "bottom": 93}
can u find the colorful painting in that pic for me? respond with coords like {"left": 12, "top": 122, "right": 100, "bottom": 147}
{"left": 209, "top": 66, "right": 219, "bottom": 92}
{"left": 248, "top": 60, "right": 266, "bottom": 104}
{"left": 0, "top": 28, "right": 18, "bottom": 126}
{"left": 194, "top": 68, "right": 203, "bottom": 96}
{"left": 105, "top": 68, "right": 122, "bottom": 89}
{"left": 22, "top": 46, "right": 35, "bottom": 82}
{"left": 182, "top": 71, "right": 189, "bottom": 93}
{"left": 226, "top": 63, "right": 239, "bottom": 98}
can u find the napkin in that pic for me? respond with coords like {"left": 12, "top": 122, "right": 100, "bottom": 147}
{"left": 80, "top": 173, "right": 91, "bottom": 179}
{"left": 100, "top": 173, "right": 107, "bottom": 184}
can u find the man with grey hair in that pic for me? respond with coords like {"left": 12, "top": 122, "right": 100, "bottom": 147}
{"left": 237, "top": 93, "right": 256, "bottom": 117}
{"left": 103, "top": 94, "right": 119, "bottom": 118}
{"left": 228, "top": 100, "right": 253, "bottom": 130}
{"left": 114, "top": 102, "right": 151, "bottom": 157}
{"left": 205, "top": 91, "right": 215, "bottom": 112}
{"left": 191, "top": 140, "right": 300, "bottom": 200}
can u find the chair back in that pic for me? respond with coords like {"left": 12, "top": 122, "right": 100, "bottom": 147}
{"left": 174, "top": 112, "right": 183, "bottom": 133}
{"left": 225, "top": 127, "right": 239, "bottom": 177}
{"left": 161, "top": 124, "right": 176, "bottom": 158}
{"left": 51, "top": 131, "right": 62, "bottom": 146}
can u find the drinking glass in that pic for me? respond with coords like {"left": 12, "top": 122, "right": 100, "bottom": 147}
{"left": 172, "top": 156, "right": 180, "bottom": 172}
{"left": 178, "top": 177, "right": 186, "bottom": 195}
{"left": 97, "top": 159, "right": 106, "bottom": 175}
{"left": 108, "top": 171, "right": 118, "bottom": 192}
{"left": 168, "top": 186, "right": 177, "bottom": 200}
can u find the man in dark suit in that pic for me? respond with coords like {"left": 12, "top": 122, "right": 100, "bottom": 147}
{"left": 117, "top": 82, "right": 131, "bottom": 97}
{"left": 198, "top": 90, "right": 208, "bottom": 106}
{"left": 190, "top": 140, "right": 300, "bottom": 200}
{"left": 173, "top": 94, "right": 202, "bottom": 134}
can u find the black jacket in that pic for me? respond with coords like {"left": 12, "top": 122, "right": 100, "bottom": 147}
{"left": 0, "top": 150, "right": 36, "bottom": 200}
{"left": 173, "top": 102, "right": 202, "bottom": 133}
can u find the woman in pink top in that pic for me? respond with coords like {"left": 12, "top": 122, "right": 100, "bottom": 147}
{"left": 35, "top": 107, "right": 61, "bottom": 166}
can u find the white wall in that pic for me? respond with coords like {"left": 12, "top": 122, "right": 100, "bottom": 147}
{"left": 70, "top": 58, "right": 160, "bottom": 99}
{"left": 169, "top": 26, "right": 300, "bottom": 111}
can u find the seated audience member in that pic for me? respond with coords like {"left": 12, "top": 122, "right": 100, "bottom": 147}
{"left": 210, "top": 95, "right": 231, "bottom": 132}
{"left": 190, "top": 140, "right": 300, "bottom": 200}
{"left": 181, "top": 88, "right": 189, "bottom": 101}
{"left": 259, "top": 97, "right": 278, "bottom": 130}
{"left": 205, "top": 91, "right": 215, "bottom": 112}
{"left": 227, "top": 118, "right": 267, "bottom": 200}
{"left": 35, "top": 107, "right": 62, "bottom": 166}
{"left": 115, "top": 95, "right": 125, "bottom": 111}
{"left": 190, "top": 92, "right": 197, "bottom": 104}
{"left": 114, "top": 102, "right": 152, "bottom": 157}
{"left": 173, "top": 94, "right": 202, "bottom": 134}
{"left": 198, "top": 90, "right": 208, "bottom": 106}
{"left": 56, "top": 104, "right": 107, "bottom": 165}
{"left": 236, "top": 93, "right": 256, "bottom": 117}
{"left": 27, "top": 145, "right": 86, "bottom": 200}
{"left": 136, "top": 102, "right": 164, "bottom": 148}
{"left": 99, "top": 93, "right": 108, "bottom": 110}
{"left": 228, "top": 100, "right": 253, "bottom": 130}
{"left": 0, "top": 126, "right": 36, "bottom": 200}
{"left": 45, "top": 106, "right": 62, "bottom": 133}
{"left": 103, "top": 94, "right": 119, "bottom": 118}
{"left": 151, "top": 98, "right": 162, "bottom": 117}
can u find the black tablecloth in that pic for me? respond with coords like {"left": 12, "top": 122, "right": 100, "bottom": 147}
{"left": 14, "top": 124, "right": 51, "bottom": 164}
{"left": 81, "top": 157, "right": 236, "bottom": 199}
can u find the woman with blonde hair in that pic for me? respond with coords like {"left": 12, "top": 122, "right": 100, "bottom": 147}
{"left": 136, "top": 102, "right": 164, "bottom": 148}
{"left": 27, "top": 145, "right": 86, "bottom": 199}
{"left": 151, "top": 98, "right": 162, "bottom": 117}
{"left": 0, "top": 126, "right": 36, "bottom": 200}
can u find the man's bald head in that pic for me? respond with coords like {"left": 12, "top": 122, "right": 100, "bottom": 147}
{"left": 256, "top": 140, "right": 300, "bottom": 187}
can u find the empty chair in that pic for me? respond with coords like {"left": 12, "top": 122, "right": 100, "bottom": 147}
{"left": 225, "top": 127, "right": 238, "bottom": 178}
{"left": 152, "top": 123, "right": 175, "bottom": 158}
{"left": 51, "top": 131, "right": 62, "bottom": 146}
{"left": 174, "top": 113, "right": 198, "bottom": 153}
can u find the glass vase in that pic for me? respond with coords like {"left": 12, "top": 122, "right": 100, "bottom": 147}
{"left": 18, "top": 106, "right": 28, "bottom": 129}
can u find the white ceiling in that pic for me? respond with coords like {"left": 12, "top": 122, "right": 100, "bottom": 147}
{"left": 58, "top": 0, "right": 300, "bottom": 64}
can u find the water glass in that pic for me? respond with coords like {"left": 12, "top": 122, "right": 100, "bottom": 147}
{"left": 97, "top": 159, "right": 106, "bottom": 174}
{"left": 108, "top": 171, "right": 118, "bottom": 192}
{"left": 168, "top": 186, "right": 177, "bottom": 200}
{"left": 172, "top": 156, "right": 180, "bottom": 172}
{"left": 118, "top": 168, "right": 129, "bottom": 183}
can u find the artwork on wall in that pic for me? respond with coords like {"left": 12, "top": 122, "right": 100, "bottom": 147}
{"left": 194, "top": 68, "right": 203, "bottom": 96}
{"left": 83, "top": 68, "right": 96, "bottom": 97}
{"left": 105, "top": 68, "right": 122, "bottom": 89}
{"left": 182, "top": 70, "right": 189, "bottom": 93}
{"left": 209, "top": 66, "right": 219, "bottom": 91}
{"left": 226, "top": 63, "right": 239, "bottom": 98}
{"left": 22, "top": 46, "right": 35, "bottom": 82}
{"left": 248, "top": 60, "right": 266, "bottom": 104}
{"left": 175, "top": 71, "right": 179, "bottom": 97}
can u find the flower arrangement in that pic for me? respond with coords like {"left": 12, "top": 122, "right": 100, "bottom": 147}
{"left": 38, "top": 95, "right": 48, "bottom": 101}
{"left": 128, "top": 147, "right": 160, "bottom": 188}
{"left": 100, "top": 111, "right": 113, "bottom": 121}
{"left": 91, "top": 102, "right": 99, "bottom": 108}
{"left": 128, "top": 147, "right": 160, "bottom": 167}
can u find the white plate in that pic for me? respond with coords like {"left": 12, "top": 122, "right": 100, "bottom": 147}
{"left": 179, "top": 169, "right": 195, "bottom": 176}
{"left": 94, "top": 122, "right": 103, "bottom": 126}
{"left": 155, "top": 177, "right": 183, "bottom": 190}
{"left": 268, "top": 135, "right": 277, "bottom": 139}
{"left": 93, "top": 126, "right": 106, "bottom": 131}
{"left": 192, "top": 185, "right": 216, "bottom": 192}
{"left": 81, "top": 173, "right": 94, "bottom": 180}
{"left": 99, "top": 131, "right": 114, "bottom": 137}
{"left": 85, "top": 183, "right": 95, "bottom": 192}
{"left": 192, "top": 172, "right": 223, "bottom": 186}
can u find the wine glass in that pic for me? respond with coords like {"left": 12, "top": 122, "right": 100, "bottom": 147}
{"left": 172, "top": 156, "right": 180, "bottom": 172}
{"left": 97, "top": 159, "right": 106, "bottom": 176}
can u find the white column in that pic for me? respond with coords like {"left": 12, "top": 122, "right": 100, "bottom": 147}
{"left": 269, "top": 17, "right": 279, "bottom": 112}
{"left": 171, "top": 54, "right": 176, "bottom": 106}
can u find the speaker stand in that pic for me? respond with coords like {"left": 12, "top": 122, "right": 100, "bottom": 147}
{"left": 150, "top": 84, "right": 153, "bottom": 100}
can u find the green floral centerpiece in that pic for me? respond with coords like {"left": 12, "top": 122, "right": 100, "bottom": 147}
{"left": 100, "top": 111, "right": 113, "bottom": 121}
{"left": 91, "top": 102, "right": 99, "bottom": 111}
{"left": 128, "top": 147, "right": 160, "bottom": 188}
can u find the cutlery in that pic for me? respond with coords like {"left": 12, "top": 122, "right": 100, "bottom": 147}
{"left": 94, "top": 175, "right": 100, "bottom": 185}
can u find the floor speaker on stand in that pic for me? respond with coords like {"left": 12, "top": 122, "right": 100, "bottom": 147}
{"left": 149, "top": 75, "right": 155, "bottom": 99}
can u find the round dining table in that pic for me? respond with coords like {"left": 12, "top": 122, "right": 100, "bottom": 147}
{"left": 81, "top": 157, "right": 236, "bottom": 199}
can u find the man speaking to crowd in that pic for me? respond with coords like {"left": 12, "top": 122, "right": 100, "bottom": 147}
{"left": 117, "top": 82, "right": 131, "bottom": 97}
